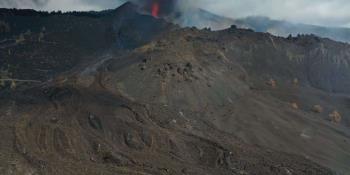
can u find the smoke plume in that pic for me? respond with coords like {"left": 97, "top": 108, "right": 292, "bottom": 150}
{"left": 0, "top": 0, "right": 49, "bottom": 9}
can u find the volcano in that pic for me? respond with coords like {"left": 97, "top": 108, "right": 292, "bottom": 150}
{"left": 0, "top": 2, "right": 349, "bottom": 175}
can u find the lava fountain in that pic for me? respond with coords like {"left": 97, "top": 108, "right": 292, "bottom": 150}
{"left": 132, "top": 0, "right": 177, "bottom": 18}
{"left": 151, "top": 2, "right": 160, "bottom": 17}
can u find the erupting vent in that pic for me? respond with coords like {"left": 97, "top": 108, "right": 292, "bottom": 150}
{"left": 151, "top": 2, "right": 160, "bottom": 17}
{"left": 135, "top": 0, "right": 177, "bottom": 18}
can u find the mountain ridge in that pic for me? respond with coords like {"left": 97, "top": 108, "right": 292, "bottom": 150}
{"left": 165, "top": 7, "right": 350, "bottom": 43}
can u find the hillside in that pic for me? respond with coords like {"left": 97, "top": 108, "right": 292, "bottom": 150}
{"left": 0, "top": 3, "right": 175, "bottom": 82}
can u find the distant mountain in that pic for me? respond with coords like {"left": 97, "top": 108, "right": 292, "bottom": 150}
{"left": 173, "top": 9, "right": 350, "bottom": 43}
{"left": 234, "top": 16, "right": 350, "bottom": 43}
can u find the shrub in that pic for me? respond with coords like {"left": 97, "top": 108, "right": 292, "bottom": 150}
{"left": 329, "top": 110, "right": 341, "bottom": 124}
{"left": 266, "top": 78, "right": 277, "bottom": 87}
{"left": 10, "top": 80, "right": 16, "bottom": 89}
{"left": 290, "top": 102, "right": 299, "bottom": 110}
{"left": 293, "top": 78, "right": 299, "bottom": 86}
{"left": 16, "top": 34, "right": 25, "bottom": 44}
{"left": 38, "top": 31, "right": 45, "bottom": 42}
{"left": 312, "top": 105, "right": 323, "bottom": 113}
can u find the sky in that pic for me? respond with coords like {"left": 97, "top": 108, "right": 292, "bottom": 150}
{"left": 1, "top": 0, "right": 350, "bottom": 28}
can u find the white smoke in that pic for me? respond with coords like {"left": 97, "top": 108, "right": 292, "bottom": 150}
{"left": 0, "top": 0, "right": 124, "bottom": 11}
{"left": 0, "top": 0, "right": 48, "bottom": 9}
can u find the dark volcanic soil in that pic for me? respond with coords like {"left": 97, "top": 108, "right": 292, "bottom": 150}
{"left": 0, "top": 2, "right": 349, "bottom": 175}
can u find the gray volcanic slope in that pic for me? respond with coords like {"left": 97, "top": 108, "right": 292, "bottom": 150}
{"left": 0, "top": 2, "right": 350, "bottom": 175}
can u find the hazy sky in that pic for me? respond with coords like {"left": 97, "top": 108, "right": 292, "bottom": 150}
{"left": 1, "top": 0, "right": 350, "bottom": 28}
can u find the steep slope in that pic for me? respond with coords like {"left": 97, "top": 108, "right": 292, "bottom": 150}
{"left": 98, "top": 27, "right": 350, "bottom": 173}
